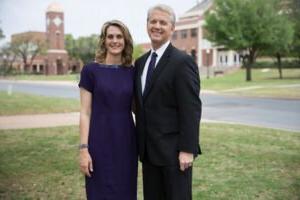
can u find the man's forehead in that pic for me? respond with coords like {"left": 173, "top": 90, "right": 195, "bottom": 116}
{"left": 150, "top": 9, "right": 170, "bottom": 16}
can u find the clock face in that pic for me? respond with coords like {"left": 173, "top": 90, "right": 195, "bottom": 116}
{"left": 53, "top": 16, "right": 62, "bottom": 27}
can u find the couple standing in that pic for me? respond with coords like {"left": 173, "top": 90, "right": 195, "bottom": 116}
{"left": 78, "top": 4, "right": 202, "bottom": 200}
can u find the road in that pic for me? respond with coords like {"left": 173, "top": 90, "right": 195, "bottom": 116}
{"left": 1, "top": 80, "right": 299, "bottom": 132}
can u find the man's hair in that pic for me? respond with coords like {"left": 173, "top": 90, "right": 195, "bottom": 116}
{"left": 147, "top": 4, "right": 176, "bottom": 26}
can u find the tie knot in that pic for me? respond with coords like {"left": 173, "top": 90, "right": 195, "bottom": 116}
{"left": 151, "top": 52, "right": 157, "bottom": 58}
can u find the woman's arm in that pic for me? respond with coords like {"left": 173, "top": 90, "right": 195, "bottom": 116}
{"left": 79, "top": 88, "right": 93, "bottom": 177}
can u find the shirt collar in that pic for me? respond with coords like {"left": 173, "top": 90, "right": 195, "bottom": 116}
{"left": 150, "top": 40, "right": 170, "bottom": 58}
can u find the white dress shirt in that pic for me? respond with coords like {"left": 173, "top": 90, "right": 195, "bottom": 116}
{"left": 141, "top": 41, "right": 170, "bottom": 93}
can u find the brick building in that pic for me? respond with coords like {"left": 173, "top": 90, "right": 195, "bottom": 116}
{"left": 172, "top": 0, "right": 241, "bottom": 75}
{"left": 11, "top": 2, "right": 81, "bottom": 75}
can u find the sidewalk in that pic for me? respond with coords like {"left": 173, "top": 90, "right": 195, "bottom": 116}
{"left": 0, "top": 79, "right": 78, "bottom": 86}
{"left": 0, "top": 112, "right": 297, "bottom": 132}
{"left": 0, "top": 112, "right": 79, "bottom": 130}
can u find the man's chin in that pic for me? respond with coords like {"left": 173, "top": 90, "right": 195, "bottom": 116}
{"left": 150, "top": 37, "right": 163, "bottom": 43}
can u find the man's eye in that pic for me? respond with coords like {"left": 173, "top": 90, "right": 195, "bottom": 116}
{"left": 160, "top": 21, "right": 167, "bottom": 25}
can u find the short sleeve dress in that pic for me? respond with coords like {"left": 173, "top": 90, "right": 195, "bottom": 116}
{"left": 78, "top": 62, "right": 137, "bottom": 200}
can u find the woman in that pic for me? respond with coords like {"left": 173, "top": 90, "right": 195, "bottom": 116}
{"left": 78, "top": 20, "right": 137, "bottom": 200}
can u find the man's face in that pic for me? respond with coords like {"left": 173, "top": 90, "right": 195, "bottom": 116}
{"left": 147, "top": 9, "right": 174, "bottom": 49}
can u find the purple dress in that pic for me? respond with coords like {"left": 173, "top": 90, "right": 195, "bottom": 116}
{"left": 78, "top": 63, "right": 137, "bottom": 200}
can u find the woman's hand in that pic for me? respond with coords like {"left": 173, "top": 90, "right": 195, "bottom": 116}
{"left": 79, "top": 149, "right": 93, "bottom": 177}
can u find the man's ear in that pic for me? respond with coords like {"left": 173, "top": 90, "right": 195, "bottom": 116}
{"left": 171, "top": 25, "right": 175, "bottom": 33}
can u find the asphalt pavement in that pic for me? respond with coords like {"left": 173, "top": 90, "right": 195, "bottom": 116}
{"left": 0, "top": 79, "right": 299, "bottom": 132}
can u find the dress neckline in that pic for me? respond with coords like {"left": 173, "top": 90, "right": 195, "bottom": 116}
{"left": 93, "top": 62, "right": 133, "bottom": 69}
{"left": 95, "top": 62, "right": 120, "bottom": 68}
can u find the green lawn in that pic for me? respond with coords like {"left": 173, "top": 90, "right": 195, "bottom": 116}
{"left": 0, "top": 123, "right": 299, "bottom": 199}
{"left": 202, "top": 68, "right": 300, "bottom": 99}
{"left": 0, "top": 92, "right": 80, "bottom": 115}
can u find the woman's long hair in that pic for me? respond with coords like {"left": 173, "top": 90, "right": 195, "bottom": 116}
{"left": 95, "top": 20, "right": 133, "bottom": 67}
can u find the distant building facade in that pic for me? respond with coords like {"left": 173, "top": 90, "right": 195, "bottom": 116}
{"left": 11, "top": 2, "right": 81, "bottom": 75}
{"left": 172, "top": 0, "right": 241, "bottom": 75}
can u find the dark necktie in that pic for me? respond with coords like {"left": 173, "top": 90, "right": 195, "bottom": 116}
{"left": 144, "top": 52, "right": 157, "bottom": 93}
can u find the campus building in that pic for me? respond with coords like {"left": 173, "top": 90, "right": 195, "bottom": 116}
{"left": 172, "top": 0, "right": 241, "bottom": 76}
{"left": 11, "top": 2, "right": 81, "bottom": 75}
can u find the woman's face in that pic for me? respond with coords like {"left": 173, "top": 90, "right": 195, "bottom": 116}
{"left": 105, "top": 25, "right": 125, "bottom": 57}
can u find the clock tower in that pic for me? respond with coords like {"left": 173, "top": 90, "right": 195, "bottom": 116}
{"left": 45, "top": 2, "right": 68, "bottom": 74}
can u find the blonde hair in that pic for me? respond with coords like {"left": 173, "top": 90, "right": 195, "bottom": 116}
{"left": 147, "top": 4, "right": 176, "bottom": 26}
{"left": 95, "top": 20, "right": 133, "bottom": 67}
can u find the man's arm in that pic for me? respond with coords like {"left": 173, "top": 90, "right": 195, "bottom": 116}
{"left": 175, "top": 54, "right": 202, "bottom": 171}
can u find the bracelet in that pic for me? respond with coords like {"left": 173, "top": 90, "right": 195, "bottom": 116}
{"left": 79, "top": 144, "right": 88, "bottom": 150}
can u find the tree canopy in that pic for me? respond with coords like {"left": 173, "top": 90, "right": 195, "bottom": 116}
{"left": 65, "top": 34, "right": 98, "bottom": 64}
{"left": 0, "top": 28, "right": 4, "bottom": 40}
{"left": 11, "top": 34, "right": 46, "bottom": 73}
{"left": 204, "top": 0, "right": 294, "bottom": 81}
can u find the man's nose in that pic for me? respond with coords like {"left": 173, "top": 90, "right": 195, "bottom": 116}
{"left": 153, "top": 22, "right": 160, "bottom": 29}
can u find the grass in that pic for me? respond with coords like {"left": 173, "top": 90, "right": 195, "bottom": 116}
{"left": 0, "top": 123, "right": 299, "bottom": 199}
{"left": 202, "top": 68, "right": 300, "bottom": 99}
{"left": 0, "top": 91, "right": 80, "bottom": 115}
{"left": 223, "top": 86, "right": 300, "bottom": 99}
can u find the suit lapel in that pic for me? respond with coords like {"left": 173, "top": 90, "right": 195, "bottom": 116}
{"left": 143, "top": 44, "right": 173, "bottom": 100}
{"left": 136, "top": 51, "right": 151, "bottom": 104}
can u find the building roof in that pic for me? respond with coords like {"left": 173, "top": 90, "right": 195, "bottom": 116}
{"left": 186, "top": 0, "right": 212, "bottom": 13}
{"left": 46, "top": 2, "right": 64, "bottom": 13}
{"left": 11, "top": 31, "right": 46, "bottom": 43}
{"left": 179, "top": 0, "right": 213, "bottom": 20}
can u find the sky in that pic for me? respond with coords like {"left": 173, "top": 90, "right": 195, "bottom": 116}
{"left": 0, "top": 0, "right": 200, "bottom": 46}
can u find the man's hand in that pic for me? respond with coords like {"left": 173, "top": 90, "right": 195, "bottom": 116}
{"left": 179, "top": 151, "right": 194, "bottom": 171}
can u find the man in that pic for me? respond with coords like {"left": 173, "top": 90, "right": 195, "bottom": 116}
{"left": 134, "top": 4, "right": 202, "bottom": 200}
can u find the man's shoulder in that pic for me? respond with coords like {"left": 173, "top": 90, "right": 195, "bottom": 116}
{"left": 135, "top": 51, "right": 150, "bottom": 64}
{"left": 169, "top": 45, "right": 193, "bottom": 62}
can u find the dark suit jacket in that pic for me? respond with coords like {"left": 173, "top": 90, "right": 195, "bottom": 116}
{"left": 134, "top": 43, "right": 202, "bottom": 166}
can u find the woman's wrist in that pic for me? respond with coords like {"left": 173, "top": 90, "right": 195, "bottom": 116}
{"left": 79, "top": 143, "right": 88, "bottom": 150}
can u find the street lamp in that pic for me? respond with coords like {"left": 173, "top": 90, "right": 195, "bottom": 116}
{"left": 206, "top": 49, "right": 210, "bottom": 79}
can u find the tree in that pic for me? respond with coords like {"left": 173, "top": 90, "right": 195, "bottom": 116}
{"left": 265, "top": 13, "right": 294, "bottom": 79}
{"left": 65, "top": 34, "right": 77, "bottom": 58}
{"left": 204, "top": 0, "right": 290, "bottom": 81}
{"left": 289, "top": 0, "right": 300, "bottom": 62}
{"left": 11, "top": 34, "right": 46, "bottom": 73}
{"left": 133, "top": 44, "right": 143, "bottom": 60}
{"left": 0, "top": 43, "right": 17, "bottom": 75}
{"left": 65, "top": 34, "right": 98, "bottom": 64}
{"left": 0, "top": 28, "right": 4, "bottom": 40}
{"left": 76, "top": 34, "right": 98, "bottom": 64}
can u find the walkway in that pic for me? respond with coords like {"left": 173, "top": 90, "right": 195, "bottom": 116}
{"left": 0, "top": 112, "right": 79, "bottom": 130}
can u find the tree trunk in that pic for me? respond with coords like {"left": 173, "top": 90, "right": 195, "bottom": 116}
{"left": 245, "top": 62, "right": 251, "bottom": 81}
{"left": 276, "top": 53, "right": 283, "bottom": 79}
{"left": 245, "top": 49, "right": 256, "bottom": 82}
{"left": 24, "top": 64, "right": 31, "bottom": 73}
